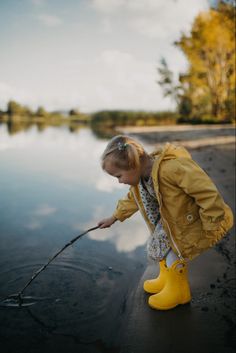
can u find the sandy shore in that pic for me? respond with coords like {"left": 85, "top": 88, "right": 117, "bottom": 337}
{"left": 117, "top": 123, "right": 235, "bottom": 133}
{"left": 117, "top": 124, "right": 235, "bottom": 149}
{"left": 118, "top": 131, "right": 235, "bottom": 353}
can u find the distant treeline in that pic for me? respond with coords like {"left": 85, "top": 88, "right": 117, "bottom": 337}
{"left": 0, "top": 100, "right": 180, "bottom": 126}
{"left": 1, "top": 99, "right": 234, "bottom": 130}
{"left": 91, "top": 110, "right": 178, "bottom": 126}
{"left": 0, "top": 100, "right": 90, "bottom": 124}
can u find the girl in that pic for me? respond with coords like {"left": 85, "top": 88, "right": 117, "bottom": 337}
{"left": 98, "top": 135, "right": 234, "bottom": 311}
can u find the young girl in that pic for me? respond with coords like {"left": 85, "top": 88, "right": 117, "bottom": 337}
{"left": 98, "top": 135, "right": 234, "bottom": 311}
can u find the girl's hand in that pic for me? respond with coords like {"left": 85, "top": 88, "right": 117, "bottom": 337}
{"left": 98, "top": 216, "right": 117, "bottom": 229}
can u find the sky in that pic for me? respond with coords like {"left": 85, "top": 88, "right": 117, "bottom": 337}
{"left": 0, "top": 0, "right": 210, "bottom": 113}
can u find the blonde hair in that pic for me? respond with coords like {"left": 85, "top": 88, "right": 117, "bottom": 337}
{"left": 101, "top": 135, "right": 148, "bottom": 170}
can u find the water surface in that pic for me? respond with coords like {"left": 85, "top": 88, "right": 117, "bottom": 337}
{"left": 0, "top": 124, "right": 149, "bottom": 352}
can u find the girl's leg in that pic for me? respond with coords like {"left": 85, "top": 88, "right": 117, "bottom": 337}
{"left": 165, "top": 249, "right": 179, "bottom": 267}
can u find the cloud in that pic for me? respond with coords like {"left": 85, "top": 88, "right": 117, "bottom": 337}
{"left": 0, "top": 0, "right": 209, "bottom": 112}
{"left": 95, "top": 173, "right": 124, "bottom": 192}
{"left": 25, "top": 220, "right": 42, "bottom": 230}
{"left": 37, "top": 14, "right": 63, "bottom": 27}
{"left": 92, "top": 0, "right": 209, "bottom": 39}
{"left": 100, "top": 18, "right": 112, "bottom": 33}
{"left": 91, "top": 0, "right": 126, "bottom": 13}
{"left": 75, "top": 204, "right": 149, "bottom": 253}
{"left": 0, "top": 49, "right": 181, "bottom": 112}
{"left": 25, "top": 203, "right": 57, "bottom": 230}
{"left": 92, "top": 49, "right": 173, "bottom": 111}
{"left": 33, "top": 204, "right": 57, "bottom": 216}
{"left": 86, "top": 0, "right": 209, "bottom": 111}
{"left": 0, "top": 82, "right": 31, "bottom": 110}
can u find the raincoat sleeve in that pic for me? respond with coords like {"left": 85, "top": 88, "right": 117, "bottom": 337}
{"left": 163, "top": 158, "right": 226, "bottom": 231}
{"left": 113, "top": 189, "right": 139, "bottom": 222}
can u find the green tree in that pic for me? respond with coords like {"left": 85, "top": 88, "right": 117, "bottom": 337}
{"left": 157, "top": 58, "right": 182, "bottom": 106}
{"left": 7, "top": 100, "right": 24, "bottom": 116}
{"left": 36, "top": 106, "right": 48, "bottom": 117}
{"left": 69, "top": 109, "right": 80, "bottom": 116}
{"left": 7, "top": 100, "right": 33, "bottom": 117}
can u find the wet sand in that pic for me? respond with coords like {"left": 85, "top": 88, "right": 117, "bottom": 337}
{"left": 118, "top": 128, "right": 235, "bottom": 353}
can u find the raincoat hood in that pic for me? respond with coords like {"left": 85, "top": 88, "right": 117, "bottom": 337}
{"left": 151, "top": 142, "right": 192, "bottom": 161}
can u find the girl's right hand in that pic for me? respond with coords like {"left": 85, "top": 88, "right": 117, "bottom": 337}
{"left": 98, "top": 216, "right": 117, "bottom": 229}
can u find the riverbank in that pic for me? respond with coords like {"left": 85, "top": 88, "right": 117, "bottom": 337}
{"left": 119, "top": 141, "right": 235, "bottom": 353}
{"left": 117, "top": 124, "right": 235, "bottom": 148}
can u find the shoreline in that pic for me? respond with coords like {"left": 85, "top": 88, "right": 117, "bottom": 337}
{"left": 116, "top": 124, "right": 235, "bottom": 149}
{"left": 117, "top": 123, "right": 235, "bottom": 133}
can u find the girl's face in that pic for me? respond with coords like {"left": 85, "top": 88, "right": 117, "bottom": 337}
{"left": 104, "top": 160, "right": 141, "bottom": 186}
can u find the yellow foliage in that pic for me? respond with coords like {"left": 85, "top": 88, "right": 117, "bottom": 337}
{"left": 176, "top": 4, "right": 235, "bottom": 121}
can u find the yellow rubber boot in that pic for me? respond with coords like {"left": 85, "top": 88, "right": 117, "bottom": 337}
{"left": 148, "top": 260, "right": 191, "bottom": 310}
{"left": 143, "top": 259, "right": 168, "bottom": 294}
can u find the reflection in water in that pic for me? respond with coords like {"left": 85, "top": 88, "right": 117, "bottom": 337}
{"left": 0, "top": 123, "right": 148, "bottom": 254}
{"left": 0, "top": 123, "right": 149, "bottom": 352}
{"left": 82, "top": 205, "right": 149, "bottom": 252}
{"left": 1, "top": 119, "right": 116, "bottom": 140}
{"left": 6, "top": 120, "right": 34, "bottom": 135}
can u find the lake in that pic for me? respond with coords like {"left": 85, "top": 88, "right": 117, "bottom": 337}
{"left": 0, "top": 123, "right": 149, "bottom": 353}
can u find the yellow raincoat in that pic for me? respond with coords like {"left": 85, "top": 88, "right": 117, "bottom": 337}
{"left": 113, "top": 143, "right": 234, "bottom": 260}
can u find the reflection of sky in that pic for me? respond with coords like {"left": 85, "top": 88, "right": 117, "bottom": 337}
{"left": 0, "top": 125, "right": 149, "bottom": 253}
{"left": 75, "top": 203, "right": 149, "bottom": 253}
{"left": 0, "top": 125, "right": 123, "bottom": 190}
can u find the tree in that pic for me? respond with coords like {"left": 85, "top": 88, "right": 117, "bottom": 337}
{"left": 7, "top": 100, "right": 24, "bottom": 116}
{"left": 36, "top": 106, "right": 48, "bottom": 117}
{"left": 69, "top": 109, "right": 80, "bottom": 116}
{"left": 175, "top": 2, "right": 235, "bottom": 121}
{"left": 157, "top": 58, "right": 182, "bottom": 106}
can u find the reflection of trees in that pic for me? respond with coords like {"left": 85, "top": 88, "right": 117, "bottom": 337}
{"left": 4, "top": 119, "right": 117, "bottom": 137}
{"left": 7, "top": 120, "right": 34, "bottom": 135}
{"left": 6, "top": 120, "right": 59, "bottom": 135}
{"left": 36, "top": 122, "right": 49, "bottom": 132}
{"left": 1, "top": 120, "right": 93, "bottom": 136}
{"left": 0, "top": 100, "right": 93, "bottom": 135}
{"left": 68, "top": 121, "right": 86, "bottom": 133}
{"left": 90, "top": 123, "right": 117, "bottom": 140}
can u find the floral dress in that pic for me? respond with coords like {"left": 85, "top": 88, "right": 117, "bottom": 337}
{"left": 139, "top": 176, "right": 171, "bottom": 261}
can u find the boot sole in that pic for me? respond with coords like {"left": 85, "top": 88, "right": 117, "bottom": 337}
{"left": 148, "top": 298, "right": 191, "bottom": 311}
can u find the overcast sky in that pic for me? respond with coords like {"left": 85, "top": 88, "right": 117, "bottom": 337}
{"left": 0, "top": 0, "right": 210, "bottom": 113}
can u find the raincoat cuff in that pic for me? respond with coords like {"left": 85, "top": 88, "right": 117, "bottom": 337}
{"left": 112, "top": 210, "right": 125, "bottom": 222}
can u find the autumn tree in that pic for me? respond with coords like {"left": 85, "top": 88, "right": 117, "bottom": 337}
{"left": 36, "top": 106, "right": 48, "bottom": 117}
{"left": 7, "top": 100, "right": 33, "bottom": 117}
{"left": 175, "top": 1, "right": 235, "bottom": 121}
{"left": 157, "top": 1, "right": 235, "bottom": 122}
